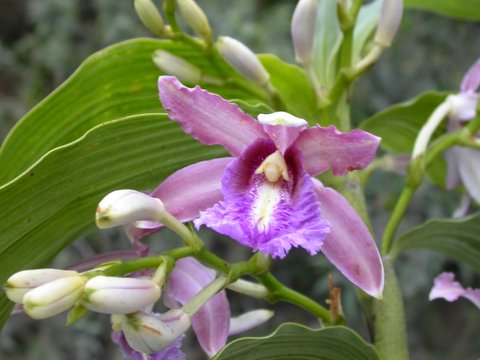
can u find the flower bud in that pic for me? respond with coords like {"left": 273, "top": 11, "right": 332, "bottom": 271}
{"left": 153, "top": 50, "right": 202, "bottom": 83}
{"left": 83, "top": 276, "right": 160, "bottom": 314}
{"left": 176, "top": 0, "right": 212, "bottom": 40}
{"left": 447, "top": 93, "right": 479, "bottom": 122}
{"left": 229, "top": 309, "right": 274, "bottom": 336}
{"left": 217, "top": 36, "right": 270, "bottom": 87}
{"left": 23, "top": 275, "right": 85, "bottom": 319}
{"left": 96, "top": 190, "right": 165, "bottom": 229}
{"left": 121, "top": 309, "right": 191, "bottom": 354}
{"left": 134, "top": 0, "right": 166, "bottom": 36}
{"left": 291, "top": 0, "right": 319, "bottom": 65}
{"left": 374, "top": 0, "right": 403, "bottom": 47}
{"left": 5, "top": 268, "right": 79, "bottom": 303}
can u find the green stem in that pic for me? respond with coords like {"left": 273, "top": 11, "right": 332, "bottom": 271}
{"left": 374, "top": 257, "right": 409, "bottom": 360}
{"left": 380, "top": 186, "right": 416, "bottom": 255}
{"left": 183, "top": 275, "right": 228, "bottom": 317}
{"left": 257, "top": 272, "right": 332, "bottom": 325}
{"left": 101, "top": 247, "right": 195, "bottom": 277}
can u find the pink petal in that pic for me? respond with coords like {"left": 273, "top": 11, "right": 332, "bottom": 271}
{"left": 463, "top": 288, "right": 480, "bottom": 309}
{"left": 313, "top": 180, "right": 384, "bottom": 298}
{"left": 166, "top": 258, "right": 230, "bottom": 357}
{"left": 295, "top": 125, "right": 380, "bottom": 176}
{"left": 460, "top": 57, "right": 480, "bottom": 93}
{"left": 158, "top": 76, "right": 268, "bottom": 156}
{"left": 455, "top": 147, "right": 480, "bottom": 204}
{"left": 257, "top": 112, "right": 308, "bottom": 154}
{"left": 261, "top": 124, "right": 306, "bottom": 154}
{"left": 429, "top": 272, "right": 465, "bottom": 302}
{"left": 131, "top": 158, "right": 233, "bottom": 240}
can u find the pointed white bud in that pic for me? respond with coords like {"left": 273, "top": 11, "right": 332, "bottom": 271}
{"left": 291, "top": 0, "right": 319, "bottom": 65}
{"left": 5, "top": 269, "right": 79, "bottom": 303}
{"left": 83, "top": 276, "right": 160, "bottom": 314}
{"left": 134, "top": 0, "right": 166, "bottom": 36}
{"left": 23, "top": 275, "right": 85, "bottom": 319}
{"left": 153, "top": 50, "right": 202, "bottom": 83}
{"left": 217, "top": 36, "right": 270, "bottom": 87}
{"left": 121, "top": 309, "right": 191, "bottom": 354}
{"left": 374, "top": 0, "right": 403, "bottom": 47}
{"left": 229, "top": 309, "right": 274, "bottom": 336}
{"left": 96, "top": 190, "right": 165, "bottom": 229}
{"left": 176, "top": 0, "right": 212, "bottom": 40}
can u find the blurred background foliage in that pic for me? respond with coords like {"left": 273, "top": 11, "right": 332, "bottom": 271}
{"left": 0, "top": 0, "right": 479, "bottom": 359}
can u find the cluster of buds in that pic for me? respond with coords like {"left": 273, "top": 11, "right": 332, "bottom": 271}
{"left": 5, "top": 269, "right": 161, "bottom": 320}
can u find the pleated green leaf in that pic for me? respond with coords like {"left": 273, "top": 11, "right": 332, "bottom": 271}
{"left": 405, "top": 0, "right": 480, "bottom": 21}
{"left": 0, "top": 114, "right": 226, "bottom": 327}
{"left": 0, "top": 38, "right": 249, "bottom": 185}
{"left": 391, "top": 212, "right": 480, "bottom": 272}
{"left": 360, "top": 91, "right": 449, "bottom": 186}
{"left": 213, "top": 323, "right": 379, "bottom": 360}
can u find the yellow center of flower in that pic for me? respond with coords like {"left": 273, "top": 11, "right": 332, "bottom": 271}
{"left": 254, "top": 151, "right": 289, "bottom": 183}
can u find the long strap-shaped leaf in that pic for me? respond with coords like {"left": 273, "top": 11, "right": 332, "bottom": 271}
{"left": 0, "top": 114, "right": 226, "bottom": 328}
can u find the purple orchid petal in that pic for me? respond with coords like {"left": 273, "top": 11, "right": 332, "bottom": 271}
{"left": 454, "top": 147, "right": 480, "bottom": 204}
{"left": 313, "top": 180, "right": 384, "bottom": 298}
{"left": 460, "top": 57, "right": 480, "bottom": 93}
{"left": 166, "top": 258, "right": 230, "bottom": 357}
{"left": 196, "top": 139, "right": 330, "bottom": 259}
{"left": 257, "top": 112, "right": 308, "bottom": 154}
{"left": 444, "top": 148, "right": 462, "bottom": 190}
{"left": 261, "top": 124, "right": 306, "bottom": 154}
{"left": 429, "top": 272, "right": 465, "bottom": 302}
{"left": 463, "top": 288, "right": 480, "bottom": 309}
{"left": 111, "top": 331, "right": 185, "bottom": 360}
{"left": 295, "top": 125, "right": 380, "bottom": 176}
{"left": 158, "top": 76, "right": 268, "bottom": 156}
{"left": 129, "top": 158, "right": 233, "bottom": 241}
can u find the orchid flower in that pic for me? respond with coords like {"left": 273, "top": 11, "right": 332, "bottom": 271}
{"left": 429, "top": 272, "right": 480, "bottom": 309}
{"left": 445, "top": 58, "right": 480, "bottom": 207}
{"left": 133, "top": 76, "right": 383, "bottom": 298}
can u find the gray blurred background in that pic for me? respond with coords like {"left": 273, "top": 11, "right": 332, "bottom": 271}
{"left": 0, "top": 0, "right": 479, "bottom": 359}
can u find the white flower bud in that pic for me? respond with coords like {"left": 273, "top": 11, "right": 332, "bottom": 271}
{"left": 176, "top": 0, "right": 212, "bottom": 40}
{"left": 229, "top": 309, "right": 274, "bottom": 336}
{"left": 134, "top": 0, "right": 166, "bottom": 36}
{"left": 23, "top": 275, "right": 85, "bottom": 319}
{"left": 291, "top": 0, "right": 319, "bottom": 65}
{"left": 83, "top": 276, "right": 161, "bottom": 314}
{"left": 153, "top": 51, "right": 202, "bottom": 83}
{"left": 5, "top": 269, "right": 79, "bottom": 304}
{"left": 374, "top": 0, "right": 403, "bottom": 47}
{"left": 95, "top": 190, "right": 165, "bottom": 229}
{"left": 217, "top": 36, "right": 270, "bottom": 87}
{"left": 447, "top": 92, "right": 479, "bottom": 122}
{"left": 121, "top": 309, "right": 191, "bottom": 354}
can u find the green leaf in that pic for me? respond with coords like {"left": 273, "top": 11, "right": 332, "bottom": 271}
{"left": 0, "top": 38, "right": 253, "bottom": 185}
{"left": 405, "top": 0, "right": 480, "bottom": 21}
{"left": 0, "top": 114, "right": 226, "bottom": 328}
{"left": 391, "top": 212, "right": 480, "bottom": 272}
{"left": 259, "top": 55, "right": 321, "bottom": 125}
{"left": 360, "top": 91, "right": 448, "bottom": 153}
{"left": 360, "top": 91, "right": 449, "bottom": 186}
{"left": 213, "top": 323, "right": 379, "bottom": 360}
